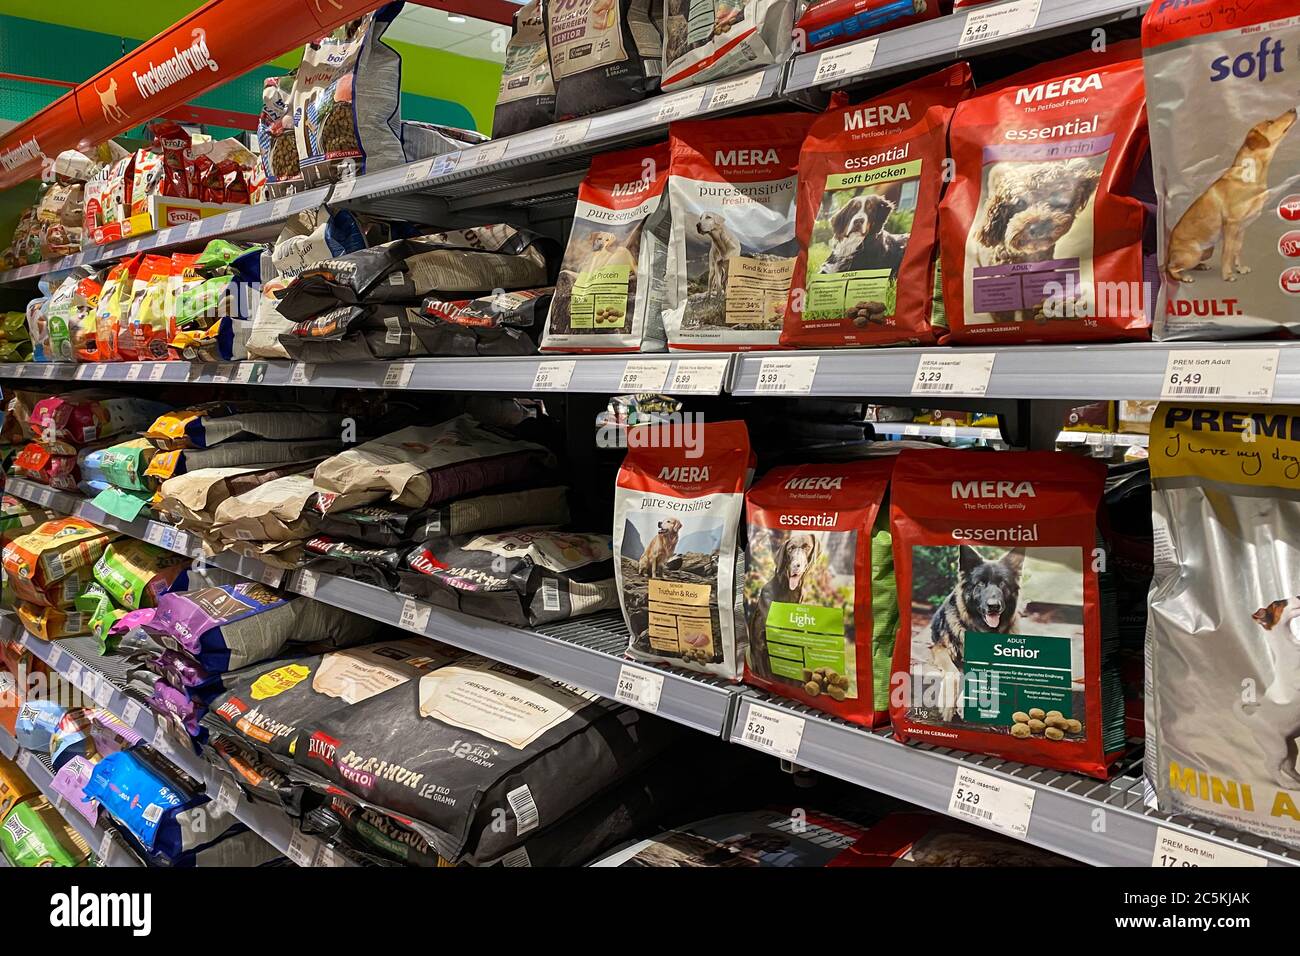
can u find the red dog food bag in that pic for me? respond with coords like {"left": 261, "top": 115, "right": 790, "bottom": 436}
{"left": 939, "top": 43, "right": 1150, "bottom": 344}
{"left": 782, "top": 63, "right": 972, "bottom": 348}
{"left": 888, "top": 449, "right": 1125, "bottom": 778}
{"left": 614, "top": 420, "right": 752, "bottom": 680}
{"left": 743, "top": 460, "right": 897, "bottom": 727}
{"left": 796, "top": 0, "right": 943, "bottom": 52}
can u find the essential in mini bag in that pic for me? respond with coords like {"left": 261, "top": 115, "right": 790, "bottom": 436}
{"left": 782, "top": 63, "right": 972, "bottom": 348}
{"left": 1146, "top": 404, "right": 1300, "bottom": 849}
{"left": 939, "top": 43, "right": 1151, "bottom": 343}
{"left": 662, "top": 0, "right": 795, "bottom": 91}
{"left": 744, "top": 460, "right": 897, "bottom": 726}
{"left": 1142, "top": 0, "right": 1300, "bottom": 339}
{"left": 615, "top": 420, "right": 751, "bottom": 679}
{"left": 542, "top": 142, "right": 671, "bottom": 352}
{"left": 664, "top": 113, "right": 814, "bottom": 350}
{"left": 888, "top": 449, "right": 1125, "bottom": 778}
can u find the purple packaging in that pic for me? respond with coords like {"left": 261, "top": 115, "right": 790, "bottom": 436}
{"left": 150, "top": 682, "right": 204, "bottom": 736}
{"left": 50, "top": 756, "right": 100, "bottom": 826}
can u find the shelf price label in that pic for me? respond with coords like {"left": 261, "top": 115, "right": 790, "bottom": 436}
{"left": 332, "top": 176, "right": 358, "bottom": 202}
{"left": 432, "top": 153, "right": 460, "bottom": 177}
{"left": 294, "top": 569, "right": 320, "bottom": 598}
{"left": 614, "top": 665, "right": 665, "bottom": 713}
{"left": 92, "top": 677, "right": 115, "bottom": 709}
{"left": 550, "top": 118, "right": 591, "bottom": 148}
{"left": 1160, "top": 348, "right": 1279, "bottom": 401}
{"left": 471, "top": 140, "right": 510, "bottom": 166}
{"left": 184, "top": 220, "right": 203, "bottom": 241}
{"left": 124, "top": 239, "right": 141, "bottom": 254}
{"left": 958, "top": 0, "right": 1042, "bottom": 48}
{"left": 618, "top": 359, "right": 670, "bottom": 393}
{"left": 149, "top": 363, "right": 168, "bottom": 382}
{"left": 214, "top": 776, "right": 241, "bottom": 818}
{"left": 15, "top": 751, "right": 31, "bottom": 773}
{"left": 754, "top": 356, "right": 819, "bottom": 395}
{"left": 125, "top": 363, "right": 143, "bottom": 381}
{"left": 532, "top": 360, "right": 576, "bottom": 391}
{"left": 398, "top": 598, "right": 433, "bottom": 632}
{"left": 738, "top": 704, "right": 805, "bottom": 760}
{"left": 224, "top": 209, "right": 244, "bottom": 231}
{"left": 653, "top": 89, "right": 706, "bottom": 124}
{"left": 156, "top": 228, "right": 174, "bottom": 246}
{"left": 98, "top": 832, "right": 115, "bottom": 865}
{"left": 666, "top": 359, "right": 729, "bottom": 395}
{"left": 1151, "top": 827, "right": 1267, "bottom": 868}
{"left": 382, "top": 362, "right": 415, "bottom": 388}
{"left": 289, "top": 363, "right": 314, "bottom": 385}
{"left": 403, "top": 157, "right": 435, "bottom": 185}
{"left": 706, "top": 71, "right": 767, "bottom": 110}
{"left": 286, "top": 830, "right": 316, "bottom": 868}
{"left": 811, "top": 38, "right": 880, "bottom": 84}
{"left": 120, "top": 699, "right": 143, "bottom": 729}
{"left": 912, "top": 352, "right": 996, "bottom": 397}
{"left": 948, "top": 767, "right": 1035, "bottom": 838}
{"left": 271, "top": 197, "right": 293, "bottom": 220}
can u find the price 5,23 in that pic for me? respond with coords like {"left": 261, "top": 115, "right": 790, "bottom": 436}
{"left": 1169, "top": 371, "right": 1202, "bottom": 386}
{"left": 953, "top": 788, "right": 980, "bottom": 807}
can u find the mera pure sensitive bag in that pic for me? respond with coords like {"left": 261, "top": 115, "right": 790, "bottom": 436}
{"left": 1147, "top": 404, "right": 1300, "bottom": 848}
{"left": 547, "top": 0, "right": 663, "bottom": 119}
{"left": 615, "top": 420, "right": 751, "bottom": 679}
{"left": 664, "top": 113, "right": 814, "bottom": 350}
{"left": 743, "top": 460, "right": 896, "bottom": 726}
{"left": 939, "top": 43, "right": 1151, "bottom": 344}
{"left": 782, "top": 64, "right": 971, "bottom": 348}
{"left": 888, "top": 449, "right": 1125, "bottom": 778}
{"left": 1143, "top": 0, "right": 1300, "bottom": 339}
{"left": 542, "top": 142, "right": 671, "bottom": 352}
{"left": 662, "top": 0, "right": 794, "bottom": 91}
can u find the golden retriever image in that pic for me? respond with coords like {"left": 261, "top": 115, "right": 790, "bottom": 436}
{"left": 580, "top": 230, "right": 638, "bottom": 275}
{"left": 639, "top": 517, "right": 682, "bottom": 578}
{"left": 696, "top": 213, "right": 740, "bottom": 292}
{"left": 1165, "top": 109, "right": 1298, "bottom": 283}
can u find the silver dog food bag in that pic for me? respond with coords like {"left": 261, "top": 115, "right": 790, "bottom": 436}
{"left": 547, "top": 0, "right": 663, "bottom": 120}
{"left": 1147, "top": 404, "right": 1300, "bottom": 848}
{"left": 664, "top": 112, "right": 814, "bottom": 350}
{"left": 542, "top": 142, "right": 671, "bottom": 352}
{"left": 1143, "top": 0, "right": 1300, "bottom": 339}
{"left": 662, "top": 0, "right": 795, "bottom": 91}
{"left": 614, "top": 419, "right": 751, "bottom": 679}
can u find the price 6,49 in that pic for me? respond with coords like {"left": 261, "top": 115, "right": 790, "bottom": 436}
{"left": 1169, "top": 371, "right": 1202, "bottom": 386}
{"left": 954, "top": 787, "right": 980, "bottom": 806}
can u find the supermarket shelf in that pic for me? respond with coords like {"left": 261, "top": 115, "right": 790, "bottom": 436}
{"left": 0, "top": 722, "right": 142, "bottom": 867}
{"left": 1055, "top": 430, "right": 1150, "bottom": 448}
{"left": 786, "top": 0, "right": 1148, "bottom": 93}
{"left": 730, "top": 694, "right": 1300, "bottom": 868}
{"left": 0, "top": 353, "right": 736, "bottom": 395}
{"left": 871, "top": 423, "right": 1004, "bottom": 441}
{"left": 729, "top": 342, "right": 1300, "bottom": 401}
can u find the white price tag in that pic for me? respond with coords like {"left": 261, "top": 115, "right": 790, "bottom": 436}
{"left": 382, "top": 362, "right": 414, "bottom": 388}
{"left": 224, "top": 208, "right": 244, "bottom": 231}
{"left": 91, "top": 364, "right": 108, "bottom": 380}
{"left": 235, "top": 362, "right": 258, "bottom": 383}
{"left": 258, "top": 564, "right": 284, "bottom": 588}
{"left": 149, "top": 363, "right": 168, "bottom": 382}
{"left": 1152, "top": 827, "right": 1267, "bottom": 868}
{"left": 958, "top": 0, "right": 1042, "bottom": 47}
{"left": 948, "top": 767, "right": 1036, "bottom": 838}
{"left": 125, "top": 363, "right": 143, "bottom": 381}
{"left": 12, "top": 363, "right": 26, "bottom": 377}
{"left": 156, "top": 228, "right": 174, "bottom": 246}
{"left": 93, "top": 678, "right": 114, "bottom": 709}
{"left": 294, "top": 569, "right": 319, "bottom": 597}
{"left": 754, "top": 356, "right": 819, "bottom": 395}
{"left": 214, "top": 776, "right": 241, "bottom": 817}
{"left": 653, "top": 89, "right": 706, "bottom": 124}
{"left": 532, "top": 360, "right": 576, "bottom": 391}
{"left": 16, "top": 751, "right": 31, "bottom": 773}
{"left": 912, "top": 352, "right": 996, "bottom": 397}
{"left": 550, "top": 119, "right": 591, "bottom": 148}
{"left": 811, "top": 39, "right": 880, "bottom": 84}
{"left": 75, "top": 364, "right": 93, "bottom": 380}
{"left": 432, "top": 153, "right": 460, "bottom": 177}
{"left": 403, "top": 157, "right": 435, "bottom": 184}
{"left": 184, "top": 220, "right": 203, "bottom": 241}
{"left": 289, "top": 362, "right": 314, "bottom": 385}
{"left": 124, "top": 239, "right": 141, "bottom": 254}
{"left": 211, "top": 363, "right": 235, "bottom": 383}
{"left": 145, "top": 523, "right": 166, "bottom": 546}
{"left": 614, "top": 665, "right": 664, "bottom": 713}
{"left": 472, "top": 140, "right": 510, "bottom": 166}
{"left": 66, "top": 659, "right": 84, "bottom": 685}
{"left": 706, "top": 71, "right": 767, "bottom": 110}
{"left": 271, "top": 197, "right": 293, "bottom": 220}
{"left": 332, "top": 176, "right": 357, "bottom": 202}
{"left": 121, "top": 699, "right": 142, "bottom": 729}
{"left": 618, "top": 360, "right": 670, "bottom": 392}
{"left": 40, "top": 364, "right": 57, "bottom": 379}
{"left": 1161, "top": 348, "right": 1279, "bottom": 402}
{"left": 738, "top": 704, "right": 805, "bottom": 760}
{"left": 98, "top": 832, "right": 114, "bottom": 864}
{"left": 398, "top": 598, "right": 432, "bottom": 632}
{"left": 314, "top": 843, "right": 343, "bottom": 867}
{"left": 47, "top": 645, "right": 64, "bottom": 670}
{"left": 286, "top": 830, "right": 316, "bottom": 867}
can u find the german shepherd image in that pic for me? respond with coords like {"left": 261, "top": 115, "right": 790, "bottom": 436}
{"left": 929, "top": 546, "right": 1025, "bottom": 720}
{"left": 747, "top": 532, "right": 820, "bottom": 680}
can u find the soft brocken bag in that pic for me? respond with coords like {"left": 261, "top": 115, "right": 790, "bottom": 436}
{"left": 665, "top": 113, "right": 814, "bottom": 350}
{"left": 614, "top": 420, "right": 751, "bottom": 679}
{"left": 1142, "top": 0, "right": 1300, "bottom": 339}
{"left": 744, "top": 460, "right": 896, "bottom": 726}
{"left": 547, "top": 0, "right": 663, "bottom": 120}
{"left": 939, "top": 43, "right": 1150, "bottom": 343}
{"left": 662, "top": 0, "right": 794, "bottom": 91}
{"left": 1146, "top": 404, "right": 1300, "bottom": 849}
{"left": 542, "top": 142, "right": 671, "bottom": 352}
{"left": 888, "top": 449, "right": 1125, "bottom": 778}
{"left": 783, "top": 64, "right": 971, "bottom": 348}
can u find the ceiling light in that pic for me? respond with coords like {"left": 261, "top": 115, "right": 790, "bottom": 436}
{"left": 447, "top": 14, "right": 466, "bottom": 22}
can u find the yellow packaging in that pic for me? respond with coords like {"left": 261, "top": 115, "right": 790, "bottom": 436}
{"left": 0, "top": 754, "right": 38, "bottom": 823}
{"left": 17, "top": 603, "right": 90, "bottom": 641}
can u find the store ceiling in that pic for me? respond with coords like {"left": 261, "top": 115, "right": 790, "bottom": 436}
{"left": 388, "top": 2, "right": 523, "bottom": 63}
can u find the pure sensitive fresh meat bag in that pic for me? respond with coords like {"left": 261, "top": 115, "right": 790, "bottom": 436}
{"left": 662, "top": 0, "right": 794, "bottom": 91}
{"left": 1146, "top": 404, "right": 1300, "bottom": 848}
{"left": 743, "top": 460, "right": 897, "bottom": 726}
{"left": 888, "top": 449, "right": 1125, "bottom": 778}
{"left": 665, "top": 113, "right": 814, "bottom": 350}
{"left": 542, "top": 142, "right": 671, "bottom": 352}
{"left": 495, "top": 0, "right": 556, "bottom": 137}
{"left": 783, "top": 64, "right": 972, "bottom": 348}
{"left": 615, "top": 420, "right": 751, "bottom": 679}
{"left": 1143, "top": 0, "right": 1300, "bottom": 339}
{"left": 547, "top": 0, "right": 663, "bottom": 119}
{"left": 939, "top": 44, "right": 1151, "bottom": 344}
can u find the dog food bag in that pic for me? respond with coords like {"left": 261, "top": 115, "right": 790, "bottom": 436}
{"left": 46, "top": 269, "right": 102, "bottom": 363}
{"left": 664, "top": 112, "right": 814, "bottom": 350}
{"left": 211, "top": 473, "right": 379, "bottom": 544}
{"left": 494, "top": 0, "right": 556, "bottom": 137}
{"left": 3, "top": 518, "right": 117, "bottom": 608}
{"left": 795, "top": 0, "right": 940, "bottom": 52}
{"left": 547, "top": 0, "right": 662, "bottom": 119}
{"left": 662, "top": 0, "right": 794, "bottom": 90}
{"left": 939, "top": 44, "right": 1151, "bottom": 344}
{"left": 0, "top": 797, "right": 90, "bottom": 867}
{"left": 0, "top": 754, "right": 38, "bottom": 823}
{"left": 1146, "top": 403, "right": 1300, "bottom": 846}
{"left": 743, "top": 460, "right": 896, "bottom": 725}
{"left": 888, "top": 448, "right": 1125, "bottom": 778}
{"left": 841, "top": 811, "right": 1079, "bottom": 866}
{"left": 614, "top": 419, "right": 751, "bottom": 679}
{"left": 1143, "top": 1, "right": 1300, "bottom": 338}
{"left": 542, "top": 142, "right": 671, "bottom": 353}
{"left": 783, "top": 63, "right": 972, "bottom": 348}
{"left": 92, "top": 540, "right": 189, "bottom": 610}
{"left": 417, "top": 289, "right": 553, "bottom": 357}
{"left": 17, "top": 603, "right": 90, "bottom": 641}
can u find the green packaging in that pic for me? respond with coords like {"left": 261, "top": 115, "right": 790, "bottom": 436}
{"left": 92, "top": 539, "right": 189, "bottom": 610}
{"left": 0, "top": 797, "right": 91, "bottom": 867}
